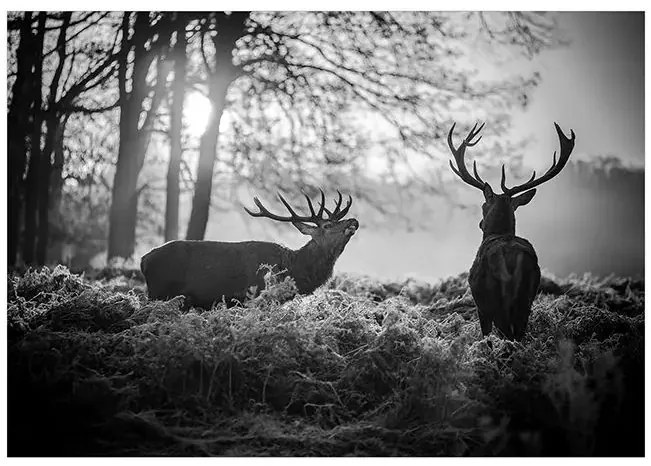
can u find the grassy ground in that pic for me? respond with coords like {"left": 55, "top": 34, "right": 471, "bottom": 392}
{"left": 7, "top": 265, "right": 644, "bottom": 456}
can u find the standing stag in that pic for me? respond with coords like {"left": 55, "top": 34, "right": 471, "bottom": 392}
{"left": 141, "top": 191, "right": 359, "bottom": 307}
{"left": 447, "top": 122, "right": 575, "bottom": 340}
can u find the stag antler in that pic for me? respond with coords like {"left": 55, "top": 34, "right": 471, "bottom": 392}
{"left": 447, "top": 122, "right": 487, "bottom": 191}
{"left": 500, "top": 122, "right": 576, "bottom": 195}
{"left": 320, "top": 190, "right": 353, "bottom": 222}
{"left": 245, "top": 190, "right": 352, "bottom": 225}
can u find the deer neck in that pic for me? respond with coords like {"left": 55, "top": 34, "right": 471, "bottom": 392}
{"left": 483, "top": 223, "right": 515, "bottom": 240}
{"left": 482, "top": 208, "right": 516, "bottom": 240}
{"left": 290, "top": 239, "right": 342, "bottom": 293}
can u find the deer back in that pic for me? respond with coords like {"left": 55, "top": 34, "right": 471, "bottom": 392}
{"left": 141, "top": 239, "right": 294, "bottom": 307}
{"left": 469, "top": 235, "right": 541, "bottom": 340}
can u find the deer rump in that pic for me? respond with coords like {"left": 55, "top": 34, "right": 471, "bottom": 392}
{"left": 140, "top": 240, "right": 293, "bottom": 307}
{"left": 469, "top": 236, "right": 541, "bottom": 340}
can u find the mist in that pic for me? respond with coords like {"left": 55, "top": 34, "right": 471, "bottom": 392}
{"left": 126, "top": 159, "right": 643, "bottom": 282}
{"left": 337, "top": 161, "right": 642, "bottom": 280}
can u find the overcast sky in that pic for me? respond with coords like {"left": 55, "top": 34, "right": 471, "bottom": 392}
{"left": 508, "top": 12, "right": 644, "bottom": 170}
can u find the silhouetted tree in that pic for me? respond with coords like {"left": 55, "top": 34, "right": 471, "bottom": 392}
{"left": 36, "top": 12, "right": 72, "bottom": 264}
{"left": 164, "top": 13, "right": 189, "bottom": 241}
{"left": 108, "top": 12, "right": 174, "bottom": 259}
{"left": 8, "top": 12, "right": 37, "bottom": 265}
{"left": 8, "top": 11, "right": 120, "bottom": 265}
{"left": 183, "top": 12, "right": 559, "bottom": 240}
{"left": 22, "top": 13, "right": 46, "bottom": 264}
{"left": 185, "top": 12, "right": 250, "bottom": 240}
{"left": 6, "top": 11, "right": 564, "bottom": 263}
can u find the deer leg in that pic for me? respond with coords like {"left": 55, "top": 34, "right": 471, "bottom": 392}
{"left": 512, "top": 300, "right": 535, "bottom": 341}
{"left": 470, "top": 285, "right": 494, "bottom": 338}
{"left": 511, "top": 267, "right": 540, "bottom": 341}
{"left": 478, "top": 309, "right": 493, "bottom": 337}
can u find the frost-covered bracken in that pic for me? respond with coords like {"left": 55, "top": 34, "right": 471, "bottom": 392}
{"left": 7, "top": 266, "right": 643, "bottom": 456}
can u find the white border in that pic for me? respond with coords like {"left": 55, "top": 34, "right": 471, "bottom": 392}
{"left": 1, "top": 3, "right": 649, "bottom": 463}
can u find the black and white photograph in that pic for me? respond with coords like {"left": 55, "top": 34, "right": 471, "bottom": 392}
{"left": 4, "top": 5, "right": 646, "bottom": 457}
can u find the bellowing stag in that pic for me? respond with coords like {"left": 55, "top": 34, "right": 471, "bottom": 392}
{"left": 447, "top": 122, "right": 575, "bottom": 340}
{"left": 141, "top": 191, "right": 358, "bottom": 307}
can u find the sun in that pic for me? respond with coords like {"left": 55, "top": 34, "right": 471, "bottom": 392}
{"left": 183, "top": 91, "right": 213, "bottom": 137}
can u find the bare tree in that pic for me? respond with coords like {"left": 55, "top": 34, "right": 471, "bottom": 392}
{"left": 108, "top": 12, "right": 174, "bottom": 259}
{"left": 182, "top": 11, "right": 559, "bottom": 240}
{"left": 35, "top": 12, "right": 72, "bottom": 264}
{"left": 7, "top": 11, "right": 562, "bottom": 264}
{"left": 185, "top": 12, "right": 250, "bottom": 240}
{"left": 8, "top": 11, "right": 121, "bottom": 265}
{"left": 8, "top": 12, "right": 37, "bottom": 265}
{"left": 164, "top": 13, "right": 189, "bottom": 241}
{"left": 22, "top": 13, "right": 47, "bottom": 264}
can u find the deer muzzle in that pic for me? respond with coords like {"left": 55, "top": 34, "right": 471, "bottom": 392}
{"left": 345, "top": 219, "right": 359, "bottom": 236}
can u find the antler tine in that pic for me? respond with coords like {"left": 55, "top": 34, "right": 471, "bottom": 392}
{"left": 322, "top": 204, "right": 333, "bottom": 216}
{"left": 447, "top": 122, "right": 487, "bottom": 191}
{"left": 277, "top": 192, "right": 303, "bottom": 218}
{"left": 330, "top": 191, "right": 344, "bottom": 218}
{"left": 446, "top": 122, "right": 457, "bottom": 152}
{"left": 245, "top": 196, "right": 301, "bottom": 222}
{"left": 242, "top": 198, "right": 261, "bottom": 217}
{"left": 472, "top": 161, "right": 485, "bottom": 184}
{"left": 502, "top": 122, "right": 576, "bottom": 195}
{"left": 333, "top": 194, "right": 353, "bottom": 220}
{"left": 246, "top": 197, "right": 273, "bottom": 217}
{"left": 500, "top": 164, "right": 508, "bottom": 192}
{"left": 316, "top": 189, "right": 326, "bottom": 218}
{"left": 303, "top": 191, "right": 317, "bottom": 217}
{"left": 466, "top": 122, "right": 485, "bottom": 146}
{"left": 501, "top": 165, "right": 537, "bottom": 193}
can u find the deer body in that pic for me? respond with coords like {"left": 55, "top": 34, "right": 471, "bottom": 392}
{"left": 469, "top": 235, "right": 540, "bottom": 340}
{"left": 447, "top": 122, "right": 575, "bottom": 340}
{"left": 141, "top": 191, "right": 358, "bottom": 307}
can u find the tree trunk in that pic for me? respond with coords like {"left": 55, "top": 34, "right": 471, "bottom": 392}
{"left": 164, "top": 16, "right": 187, "bottom": 242}
{"left": 108, "top": 113, "right": 145, "bottom": 259}
{"left": 185, "top": 12, "right": 249, "bottom": 240}
{"left": 22, "top": 12, "right": 46, "bottom": 265}
{"left": 36, "top": 115, "right": 60, "bottom": 264}
{"left": 108, "top": 12, "right": 172, "bottom": 260}
{"left": 49, "top": 114, "right": 68, "bottom": 241}
{"left": 7, "top": 12, "right": 35, "bottom": 266}
{"left": 109, "top": 13, "right": 140, "bottom": 259}
{"left": 185, "top": 88, "right": 228, "bottom": 240}
{"left": 36, "top": 12, "right": 71, "bottom": 265}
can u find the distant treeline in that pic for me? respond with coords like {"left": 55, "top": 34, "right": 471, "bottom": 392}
{"left": 538, "top": 160, "right": 644, "bottom": 277}
{"left": 492, "top": 159, "right": 643, "bottom": 278}
{"left": 47, "top": 159, "right": 644, "bottom": 281}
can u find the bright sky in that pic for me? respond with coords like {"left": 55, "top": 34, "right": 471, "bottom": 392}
{"left": 507, "top": 12, "right": 644, "bottom": 170}
{"left": 362, "top": 11, "right": 645, "bottom": 179}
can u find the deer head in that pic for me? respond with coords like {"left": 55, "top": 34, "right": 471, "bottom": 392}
{"left": 244, "top": 190, "right": 359, "bottom": 256}
{"left": 448, "top": 122, "right": 576, "bottom": 238}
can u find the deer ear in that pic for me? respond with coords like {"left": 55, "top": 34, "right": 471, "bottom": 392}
{"left": 482, "top": 183, "right": 494, "bottom": 201}
{"left": 293, "top": 222, "right": 317, "bottom": 236}
{"left": 511, "top": 189, "right": 537, "bottom": 210}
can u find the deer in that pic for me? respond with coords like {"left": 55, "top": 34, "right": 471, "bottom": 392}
{"left": 447, "top": 122, "right": 575, "bottom": 340}
{"left": 140, "top": 190, "right": 359, "bottom": 308}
